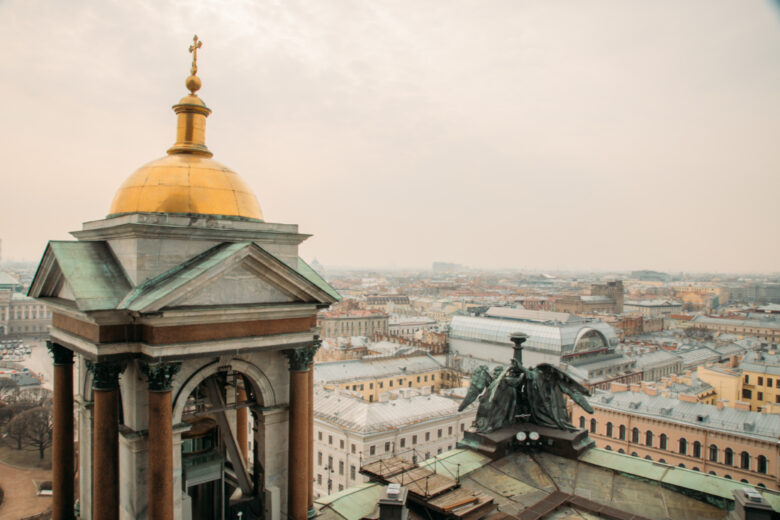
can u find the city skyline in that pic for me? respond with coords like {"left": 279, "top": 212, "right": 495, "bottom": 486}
{"left": 1, "top": 1, "right": 779, "bottom": 272}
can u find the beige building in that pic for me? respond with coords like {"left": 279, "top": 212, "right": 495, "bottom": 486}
{"left": 315, "top": 355, "right": 462, "bottom": 403}
{"left": 698, "top": 352, "right": 780, "bottom": 413}
{"left": 691, "top": 316, "right": 780, "bottom": 347}
{"left": 313, "top": 387, "right": 475, "bottom": 497}
{"left": 0, "top": 290, "right": 52, "bottom": 337}
{"left": 318, "top": 310, "right": 389, "bottom": 339}
{"left": 572, "top": 384, "right": 780, "bottom": 490}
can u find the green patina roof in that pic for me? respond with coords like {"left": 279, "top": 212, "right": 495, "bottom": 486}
{"left": 296, "top": 257, "right": 341, "bottom": 301}
{"left": 44, "top": 241, "right": 132, "bottom": 311}
{"left": 418, "top": 448, "right": 491, "bottom": 479}
{"left": 314, "top": 482, "right": 383, "bottom": 520}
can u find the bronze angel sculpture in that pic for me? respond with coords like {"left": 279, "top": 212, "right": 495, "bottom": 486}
{"left": 458, "top": 333, "right": 594, "bottom": 433}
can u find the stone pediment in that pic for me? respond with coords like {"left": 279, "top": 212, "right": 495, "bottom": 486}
{"left": 28, "top": 241, "right": 133, "bottom": 311}
{"left": 117, "top": 241, "right": 339, "bottom": 313}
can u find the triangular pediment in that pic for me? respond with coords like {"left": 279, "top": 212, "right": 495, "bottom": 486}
{"left": 167, "top": 263, "right": 296, "bottom": 307}
{"left": 119, "top": 242, "right": 339, "bottom": 313}
{"left": 28, "top": 241, "right": 132, "bottom": 311}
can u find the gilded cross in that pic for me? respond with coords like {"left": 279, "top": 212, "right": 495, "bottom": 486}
{"left": 189, "top": 35, "right": 203, "bottom": 76}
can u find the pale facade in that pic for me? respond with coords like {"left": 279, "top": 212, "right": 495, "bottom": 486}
{"left": 0, "top": 291, "right": 52, "bottom": 337}
{"left": 313, "top": 389, "right": 476, "bottom": 498}
{"left": 318, "top": 310, "right": 389, "bottom": 339}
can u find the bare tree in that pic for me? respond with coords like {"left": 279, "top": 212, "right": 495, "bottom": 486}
{"left": 22, "top": 407, "right": 53, "bottom": 459}
{"left": 0, "top": 403, "right": 12, "bottom": 425}
{"left": 6, "top": 387, "right": 51, "bottom": 415}
{"left": 0, "top": 377, "right": 18, "bottom": 398}
{"left": 6, "top": 410, "right": 28, "bottom": 449}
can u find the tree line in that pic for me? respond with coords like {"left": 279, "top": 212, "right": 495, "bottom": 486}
{"left": 0, "top": 378, "right": 53, "bottom": 459}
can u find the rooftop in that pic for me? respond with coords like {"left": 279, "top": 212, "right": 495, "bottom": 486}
{"left": 314, "top": 354, "right": 446, "bottom": 384}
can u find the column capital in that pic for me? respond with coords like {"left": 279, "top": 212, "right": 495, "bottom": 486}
{"left": 86, "top": 360, "right": 126, "bottom": 391}
{"left": 140, "top": 361, "right": 182, "bottom": 392}
{"left": 46, "top": 341, "right": 73, "bottom": 366}
{"left": 283, "top": 343, "right": 318, "bottom": 372}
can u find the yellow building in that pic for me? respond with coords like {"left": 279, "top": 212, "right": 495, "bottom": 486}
{"left": 697, "top": 352, "right": 780, "bottom": 413}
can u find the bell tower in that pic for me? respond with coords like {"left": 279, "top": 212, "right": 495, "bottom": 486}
{"left": 29, "top": 36, "right": 338, "bottom": 520}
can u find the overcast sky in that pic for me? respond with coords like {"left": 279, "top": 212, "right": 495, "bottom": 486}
{"left": 1, "top": 1, "right": 778, "bottom": 273}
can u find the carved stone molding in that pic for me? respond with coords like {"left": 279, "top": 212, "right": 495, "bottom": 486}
{"left": 140, "top": 361, "right": 182, "bottom": 392}
{"left": 86, "top": 360, "right": 126, "bottom": 391}
{"left": 46, "top": 341, "right": 73, "bottom": 366}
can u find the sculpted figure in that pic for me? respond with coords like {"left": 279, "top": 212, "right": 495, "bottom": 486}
{"left": 459, "top": 334, "right": 593, "bottom": 433}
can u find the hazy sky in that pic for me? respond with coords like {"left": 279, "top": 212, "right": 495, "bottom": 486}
{"left": 1, "top": 1, "right": 778, "bottom": 272}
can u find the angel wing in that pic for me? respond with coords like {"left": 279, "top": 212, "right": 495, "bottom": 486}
{"left": 459, "top": 365, "right": 494, "bottom": 411}
{"left": 535, "top": 363, "right": 594, "bottom": 413}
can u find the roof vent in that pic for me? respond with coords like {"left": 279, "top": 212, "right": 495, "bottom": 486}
{"left": 743, "top": 422, "right": 755, "bottom": 432}
{"left": 744, "top": 488, "right": 764, "bottom": 503}
{"left": 696, "top": 414, "right": 708, "bottom": 422}
{"left": 660, "top": 407, "right": 672, "bottom": 415}
{"left": 629, "top": 401, "right": 641, "bottom": 409}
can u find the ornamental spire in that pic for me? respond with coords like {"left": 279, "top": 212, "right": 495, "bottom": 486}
{"left": 186, "top": 34, "right": 203, "bottom": 94}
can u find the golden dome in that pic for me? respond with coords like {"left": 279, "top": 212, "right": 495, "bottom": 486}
{"left": 108, "top": 36, "right": 263, "bottom": 221}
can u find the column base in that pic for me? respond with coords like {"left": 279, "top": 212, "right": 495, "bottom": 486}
{"left": 308, "top": 506, "right": 317, "bottom": 518}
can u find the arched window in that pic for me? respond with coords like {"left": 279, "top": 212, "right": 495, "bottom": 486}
{"left": 740, "top": 479, "right": 749, "bottom": 484}
{"left": 709, "top": 471, "right": 717, "bottom": 476}
{"left": 619, "top": 425, "right": 626, "bottom": 440}
{"left": 618, "top": 449, "right": 625, "bottom": 454}
{"left": 709, "top": 444, "right": 718, "bottom": 462}
{"left": 605, "top": 445, "right": 612, "bottom": 451}
{"left": 693, "top": 441, "right": 702, "bottom": 458}
{"left": 758, "top": 483, "right": 766, "bottom": 488}
{"left": 659, "top": 434, "right": 667, "bottom": 450}
{"left": 645, "top": 431, "right": 653, "bottom": 447}
{"left": 606, "top": 422, "right": 613, "bottom": 438}
{"left": 645, "top": 455, "right": 652, "bottom": 461}
{"left": 659, "top": 458, "right": 666, "bottom": 464}
{"left": 724, "top": 474, "right": 732, "bottom": 480}
{"left": 590, "top": 418, "right": 597, "bottom": 434}
{"left": 693, "top": 467, "right": 700, "bottom": 472}
{"left": 758, "top": 455, "right": 768, "bottom": 474}
{"left": 678, "top": 463, "right": 686, "bottom": 468}
{"left": 741, "top": 451, "right": 750, "bottom": 470}
{"left": 679, "top": 438, "right": 687, "bottom": 455}
{"left": 725, "top": 448, "right": 734, "bottom": 466}
{"left": 579, "top": 416, "right": 586, "bottom": 429}
{"left": 632, "top": 428, "right": 640, "bottom": 444}
{"left": 631, "top": 452, "right": 638, "bottom": 457}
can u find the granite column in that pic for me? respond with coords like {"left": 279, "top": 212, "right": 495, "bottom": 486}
{"left": 48, "top": 342, "right": 74, "bottom": 520}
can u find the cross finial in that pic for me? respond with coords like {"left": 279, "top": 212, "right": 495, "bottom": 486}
{"left": 189, "top": 34, "right": 203, "bottom": 76}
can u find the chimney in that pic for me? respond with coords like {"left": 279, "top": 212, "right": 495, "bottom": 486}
{"left": 729, "top": 488, "right": 773, "bottom": 520}
{"left": 716, "top": 399, "right": 727, "bottom": 410}
{"left": 679, "top": 393, "right": 697, "bottom": 403}
{"left": 735, "top": 401, "right": 751, "bottom": 411}
{"left": 730, "top": 355, "right": 739, "bottom": 368}
{"left": 379, "top": 484, "right": 409, "bottom": 520}
{"left": 610, "top": 382, "right": 628, "bottom": 392}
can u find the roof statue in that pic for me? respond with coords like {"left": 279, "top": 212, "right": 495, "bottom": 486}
{"left": 458, "top": 333, "right": 594, "bottom": 432}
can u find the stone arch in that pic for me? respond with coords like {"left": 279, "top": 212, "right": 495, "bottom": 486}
{"left": 172, "top": 357, "right": 277, "bottom": 423}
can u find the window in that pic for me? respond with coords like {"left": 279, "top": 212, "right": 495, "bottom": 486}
{"left": 693, "top": 441, "right": 702, "bottom": 458}
{"left": 400, "top": 438, "right": 406, "bottom": 448}
{"left": 448, "top": 426, "right": 453, "bottom": 435}
{"left": 437, "top": 447, "right": 442, "bottom": 454}
{"left": 758, "top": 377, "right": 764, "bottom": 386}
{"left": 745, "top": 375, "right": 750, "bottom": 384}
{"left": 318, "top": 452, "right": 322, "bottom": 465}
{"left": 725, "top": 448, "right": 734, "bottom": 466}
{"left": 318, "top": 432, "right": 323, "bottom": 441}
{"left": 579, "top": 416, "right": 586, "bottom": 429}
{"left": 424, "top": 376, "right": 428, "bottom": 382}
{"left": 769, "top": 378, "right": 773, "bottom": 387}
{"left": 645, "top": 431, "right": 653, "bottom": 447}
{"left": 590, "top": 419, "right": 597, "bottom": 434}
{"left": 369, "top": 446, "right": 375, "bottom": 456}
{"left": 742, "top": 389, "right": 752, "bottom": 399}
{"left": 758, "top": 392, "right": 764, "bottom": 401}
{"left": 328, "top": 456, "right": 333, "bottom": 468}
{"left": 412, "top": 435, "right": 417, "bottom": 445}
{"left": 351, "top": 444, "right": 356, "bottom": 454}
{"left": 425, "top": 432, "right": 430, "bottom": 441}
{"left": 389, "top": 381, "right": 393, "bottom": 387}
{"left": 340, "top": 440, "right": 344, "bottom": 449}
{"left": 758, "top": 455, "right": 767, "bottom": 474}
{"left": 350, "top": 465, "right": 356, "bottom": 480}
{"left": 432, "top": 374, "right": 436, "bottom": 381}
{"left": 398, "top": 379, "right": 403, "bottom": 385}
{"left": 385, "top": 442, "right": 391, "bottom": 452}
{"left": 438, "top": 429, "right": 442, "bottom": 438}
{"left": 631, "top": 428, "right": 640, "bottom": 444}
{"left": 360, "top": 384, "right": 364, "bottom": 390}
{"left": 709, "top": 445, "right": 718, "bottom": 462}
{"left": 619, "top": 425, "right": 626, "bottom": 440}
{"left": 679, "top": 438, "right": 687, "bottom": 455}
{"left": 317, "top": 474, "right": 322, "bottom": 485}
{"left": 370, "top": 383, "right": 374, "bottom": 389}
{"left": 461, "top": 424, "right": 464, "bottom": 432}
{"left": 328, "top": 435, "right": 333, "bottom": 445}
{"left": 339, "top": 461, "right": 344, "bottom": 475}
{"left": 417, "top": 376, "right": 420, "bottom": 383}
{"left": 741, "top": 451, "right": 750, "bottom": 470}
{"left": 379, "top": 382, "right": 383, "bottom": 388}
{"left": 339, "top": 485, "right": 343, "bottom": 491}
{"left": 606, "top": 422, "right": 613, "bottom": 438}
